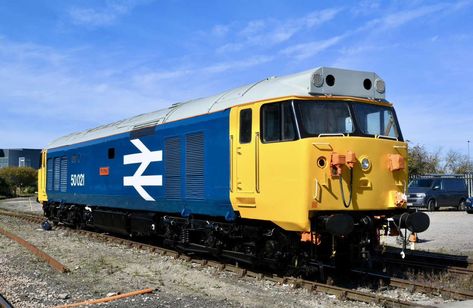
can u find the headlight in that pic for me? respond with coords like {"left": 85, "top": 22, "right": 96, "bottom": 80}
{"left": 312, "top": 73, "right": 324, "bottom": 87}
{"left": 361, "top": 158, "right": 370, "bottom": 170}
{"left": 416, "top": 193, "right": 426, "bottom": 198}
{"left": 375, "top": 78, "right": 385, "bottom": 93}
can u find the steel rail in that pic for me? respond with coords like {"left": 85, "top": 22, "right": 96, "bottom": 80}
{"left": 0, "top": 209, "right": 44, "bottom": 223}
{"left": 0, "top": 224, "right": 69, "bottom": 273}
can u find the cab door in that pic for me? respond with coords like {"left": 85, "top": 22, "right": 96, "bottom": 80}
{"left": 37, "top": 150, "right": 48, "bottom": 202}
{"left": 231, "top": 106, "right": 258, "bottom": 207}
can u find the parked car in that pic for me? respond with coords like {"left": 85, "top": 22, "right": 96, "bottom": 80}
{"left": 465, "top": 197, "right": 473, "bottom": 214}
{"left": 407, "top": 177, "right": 468, "bottom": 211}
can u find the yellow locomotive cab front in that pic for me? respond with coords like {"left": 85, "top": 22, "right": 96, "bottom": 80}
{"left": 230, "top": 96, "right": 422, "bottom": 234}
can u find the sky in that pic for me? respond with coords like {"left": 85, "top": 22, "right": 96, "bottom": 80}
{"left": 0, "top": 0, "right": 472, "bottom": 155}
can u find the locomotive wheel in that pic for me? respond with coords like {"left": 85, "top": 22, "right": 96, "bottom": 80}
{"left": 427, "top": 199, "right": 437, "bottom": 211}
{"left": 458, "top": 200, "right": 466, "bottom": 211}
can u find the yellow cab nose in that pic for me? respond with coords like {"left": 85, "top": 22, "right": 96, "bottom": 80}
{"left": 310, "top": 137, "right": 408, "bottom": 211}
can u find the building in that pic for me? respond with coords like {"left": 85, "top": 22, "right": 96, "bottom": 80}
{"left": 0, "top": 149, "right": 41, "bottom": 169}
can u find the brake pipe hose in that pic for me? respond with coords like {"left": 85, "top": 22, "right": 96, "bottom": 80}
{"left": 340, "top": 168, "right": 354, "bottom": 208}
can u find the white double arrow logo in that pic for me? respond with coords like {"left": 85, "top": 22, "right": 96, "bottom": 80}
{"left": 123, "top": 139, "right": 162, "bottom": 201}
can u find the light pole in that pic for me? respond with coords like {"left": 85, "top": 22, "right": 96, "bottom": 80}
{"left": 468, "top": 140, "right": 471, "bottom": 174}
{"left": 468, "top": 140, "right": 471, "bottom": 198}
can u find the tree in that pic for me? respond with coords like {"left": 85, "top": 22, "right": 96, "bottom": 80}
{"left": 0, "top": 167, "right": 37, "bottom": 196}
{"left": 408, "top": 144, "right": 442, "bottom": 176}
{"left": 0, "top": 176, "right": 12, "bottom": 197}
{"left": 443, "top": 150, "right": 473, "bottom": 174}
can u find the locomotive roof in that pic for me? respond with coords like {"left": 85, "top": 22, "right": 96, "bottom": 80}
{"left": 46, "top": 67, "right": 386, "bottom": 149}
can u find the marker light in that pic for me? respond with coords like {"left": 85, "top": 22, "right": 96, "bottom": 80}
{"left": 375, "top": 79, "right": 385, "bottom": 93}
{"left": 361, "top": 158, "right": 371, "bottom": 170}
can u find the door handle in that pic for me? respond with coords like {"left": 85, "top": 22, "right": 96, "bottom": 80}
{"left": 255, "top": 132, "right": 260, "bottom": 193}
{"left": 230, "top": 135, "right": 233, "bottom": 192}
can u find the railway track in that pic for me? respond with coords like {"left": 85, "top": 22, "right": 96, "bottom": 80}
{"left": 382, "top": 255, "right": 473, "bottom": 277}
{"left": 351, "top": 268, "right": 473, "bottom": 300}
{"left": 0, "top": 209, "right": 470, "bottom": 307}
{"left": 382, "top": 246, "right": 473, "bottom": 269}
{"left": 377, "top": 246, "right": 473, "bottom": 282}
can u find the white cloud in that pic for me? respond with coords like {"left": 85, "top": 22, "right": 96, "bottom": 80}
{"left": 0, "top": 37, "right": 164, "bottom": 134}
{"left": 327, "top": 2, "right": 464, "bottom": 68}
{"left": 2, "top": 1, "right": 471, "bottom": 151}
{"left": 281, "top": 36, "right": 343, "bottom": 60}
{"left": 132, "top": 69, "right": 193, "bottom": 89}
{"left": 239, "top": 20, "right": 266, "bottom": 37}
{"left": 0, "top": 38, "right": 67, "bottom": 67}
{"left": 0, "top": 33, "right": 274, "bottom": 146}
{"left": 303, "top": 9, "right": 342, "bottom": 28}
{"left": 0, "top": 36, "right": 276, "bottom": 147}
{"left": 69, "top": 8, "right": 117, "bottom": 26}
{"left": 68, "top": 0, "right": 150, "bottom": 27}
{"left": 203, "top": 56, "right": 273, "bottom": 74}
{"left": 380, "top": 4, "right": 446, "bottom": 30}
{"left": 216, "top": 42, "right": 244, "bottom": 54}
{"left": 211, "top": 25, "right": 229, "bottom": 37}
{"left": 132, "top": 55, "right": 274, "bottom": 90}
{"left": 216, "top": 8, "right": 341, "bottom": 53}
{"left": 450, "top": 0, "right": 473, "bottom": 11}
{"left": 351, "top": 0, "right": 381, "bottom": 16}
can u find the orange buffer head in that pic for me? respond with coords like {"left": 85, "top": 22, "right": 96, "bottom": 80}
{"left": 346, "top": 151, "right": 356, "bottom": 169}
{"left": 330, "top": 152, "right": 346, "bottom": 176}
{"left": 301, "top": 232, "right": 321, "bottom": 245}
{"left": 388, "top": 154, "right": 405, "bottom": 171}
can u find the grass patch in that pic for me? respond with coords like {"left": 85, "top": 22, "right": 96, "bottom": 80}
{"left": 405, "top": 268, "right": 473, "bottom": 292}
{"left": 89, "top": 255, "right": 124, "bottom": 275}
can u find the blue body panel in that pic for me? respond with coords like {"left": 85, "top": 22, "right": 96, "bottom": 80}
{"left": 46, "top": 110, "right": 234, "bottom": 218}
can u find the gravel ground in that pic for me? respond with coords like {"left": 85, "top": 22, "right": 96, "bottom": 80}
{"left": 0, "top": 198, "right": 471, "bottom": 307}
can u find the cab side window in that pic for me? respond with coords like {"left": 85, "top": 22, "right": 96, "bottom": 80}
{"left": 239, "top": 109, "right": 252, "bottom": 144}
{"left": 261, "top": 101, "right": 297, "bottom": 143}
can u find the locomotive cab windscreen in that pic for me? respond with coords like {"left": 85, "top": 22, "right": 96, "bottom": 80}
{"left": 294, "top": 100, "right": 403, "bottom": 140}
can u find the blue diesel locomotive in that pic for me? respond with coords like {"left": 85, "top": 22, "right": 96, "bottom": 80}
{"left": 38, "top": 67, "right": 429, "bottom": 269}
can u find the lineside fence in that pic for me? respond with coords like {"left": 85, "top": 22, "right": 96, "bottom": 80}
{"left": 409, "top": 173, "right": 473, "bottom": 197}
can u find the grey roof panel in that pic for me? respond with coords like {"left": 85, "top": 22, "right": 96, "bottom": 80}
{"left": 46, "top": 67, "right": 386, "bottom": 149}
